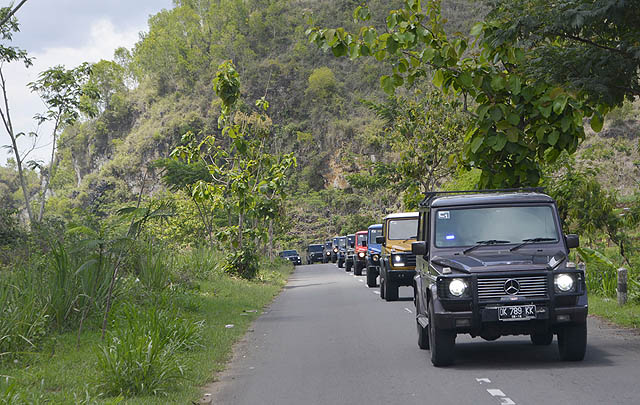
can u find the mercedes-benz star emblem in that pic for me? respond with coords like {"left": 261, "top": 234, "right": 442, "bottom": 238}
{"left": 504, "top": 279, "right": 520, "bottom": 295}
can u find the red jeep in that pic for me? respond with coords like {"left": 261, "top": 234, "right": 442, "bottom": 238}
{"left": 354, "top": 230, "right": 368, "bottom": 275}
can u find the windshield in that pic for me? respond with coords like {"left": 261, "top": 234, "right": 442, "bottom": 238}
{"left": 347, "top": 235, "right": 355, "bottom": 248}
{"left": 338, "top": 237, "right": 346, "bottom": 248}
{"left": 368, "top": 228, "right": 382, "bottom": 244}
{"left": 325, "top": 241, "right": 331, "bottom": 249}
{"left": 388, "top": 219, "right": 418, "bottom": 240}
{"left": 281, "top": 250, "right": 298, "bottom": 257}
{"left": 333, "top": 238, "right": 339, "bottom": 246}
{"left": 434, "top": 205, "right": 559, "bottom": 248}
{"left": 309, "top": 245, "right": 323, "bottom": 252}
{"left": 357, "top": 233, "right": 367, "bottom": 246}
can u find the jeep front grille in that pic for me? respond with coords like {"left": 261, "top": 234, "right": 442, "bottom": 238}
{"left": 477, "top": 275, "right": 547, "bottom": 300}
{"left": 405, "top": 254, "right": 416, "bottom": 267}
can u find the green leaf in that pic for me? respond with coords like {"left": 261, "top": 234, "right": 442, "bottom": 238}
{"left": 535, "top": 126, "right": 546, "bottom": 142}
{"left": 490, "top": 75, "right": 505, "bottom": 91}
{"left": 470, "top": 22, "right": 483, "bottom": 37}
{"left": 508, "top": 76, "right": 521, "bottom": 95}
{"left": 364, "top": 29, "right": 376, "bottom": 46}
{"left": 548, "top": 130, "right": 559, "bottom": 146}
{"left": 386, "top": 36, "right": 399, "bottom": 54}
{"left": 560, "top": 116, "right": 571, "bottom": 132}
{"left": 506, "top": 128, "right": 519, "bottom": 142}
{"left": 387, "top": 13, "right": 397, "bottom": 29}
{"left": 590, "top": 113, "right": 603, "bottom": 132}
{"left": 331, "top": 42, "right": 347, "bottom": 57}
{"left": 492, "top": 135, "right": 507, "bottom": 151}
{"left": 489, "top": 106, "right": 502, "bottom": 122}
{"left": 507, "top": 112, "right": 519, "bottom": 126}
{"left": 325, "top": 29, "right": 336, "bottom": 45}
{"left": 380, "top": 75, "right": 395, "bottom": 95}
{"left": 432, "top": 70, "right": 444, "bottom": 88}
{"left": 458, "top": 71, "right": 472, "bottom": 88}
{"left": 470, "top": 136, "right": 484, "bottom": 153}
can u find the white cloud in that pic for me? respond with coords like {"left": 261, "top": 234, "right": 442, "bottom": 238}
{"left": 1, "top": 18, "right": 143, "bottom": 165}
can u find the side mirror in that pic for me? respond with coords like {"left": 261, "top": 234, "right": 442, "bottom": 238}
{"left": 376, "top": 235, "right": 384, "bottom": 245}
{"left": 362, "top": 241, "right": 367, "bottom": 247}
{"left": 565, "top": 234, "right": 579, "bottom": 249}
{"left": 412, "top": 241, "right": 427, "bottom": 256}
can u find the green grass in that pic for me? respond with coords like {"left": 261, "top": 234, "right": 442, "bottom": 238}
{"left": 0, "top": 262, "right": 293, "bottom": 404}
{"left": 589, "top": 295, "right": 640, "bottom": 329}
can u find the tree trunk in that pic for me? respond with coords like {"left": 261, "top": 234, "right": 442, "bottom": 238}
{"left": 0, "top": 68, "right": 34, "bottom": 226}
{"left": 268, "top": 219, "right": 274, "bottom": 258}
{"left": 38, "top": 118, "right": 60, "bottom": 222}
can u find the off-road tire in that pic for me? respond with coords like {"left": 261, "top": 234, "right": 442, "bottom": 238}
{"left": 366, "top": 267, "right": 377, "bottom": 287}
{"left": 354, "top": 261, "right": 362, "bottom": 276}
{"left": 530, "top": 331, "right": 554, "bottom": 346}
{"left": 428, "top": 302, "right": 455, "bottom": 366}
{"left": 417, "top": 319, "right": 430, "bottom": 350}
{"left": 379, "top": 279, "right": 385, "bottom": 299}
{"left": 345, "top": 262, "right": 351, "bottom": 272}
{"left": 384, "top": 280, "right": 398, "bottom": 301}
{"left": 558, "top": 323, "right": 587, "bottom": 361}
{"left": 338, "top": 259, "right": 344, "bottom": 268}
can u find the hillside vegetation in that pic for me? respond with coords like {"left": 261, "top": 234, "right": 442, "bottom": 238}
{"left": 1, "top": 0, "right": 639, "bottom": 402}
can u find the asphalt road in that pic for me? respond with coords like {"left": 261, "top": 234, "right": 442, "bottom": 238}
{"left": 207, "top": 263, "right": 640, "bottom": 405}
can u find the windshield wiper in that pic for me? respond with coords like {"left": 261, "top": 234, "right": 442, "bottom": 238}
{"left": 509, "top": 237, "right": 557, "bottom": 252}
{"left": 463, "top": 239, "right": 511, "bottom": 255}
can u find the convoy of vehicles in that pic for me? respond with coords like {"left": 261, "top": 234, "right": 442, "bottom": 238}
{"left": 377, "top": 212, "right": 419, "bottom": 302}
{"left": 285, "top": 189, "right": 588, "bottom": 367}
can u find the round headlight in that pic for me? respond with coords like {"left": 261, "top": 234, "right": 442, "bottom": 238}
{"left": 555, "top": 273, "right": 574, "bottom": 292}
{"left": 333, "top": 248, "right": 338, "bottom": 252}
{"left": 394, "top": 255, "right": 403, "bottom": 263}
{"left": 373, "top": 254, "right": 379, "bottom": 262}
{"left": 448, "top": 278, "right": 468, "bottom": 297}
{"left": 326, "top": 251, "right": 330, "bottom": 255}
{"left": 358, "top": 252, "right": 365, "bottom": 258}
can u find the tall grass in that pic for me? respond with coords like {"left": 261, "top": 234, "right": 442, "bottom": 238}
{"left": 0, "top": 267, "right": 48, "bottom": 362}
{"left": 96, "top": 305, "right": 203, "bottom": 397}
{"left": 175, "top": 245, "right": 221, "bottom": 280}
{"left": 135, "top": 242, "right": 171, "bottom": 291}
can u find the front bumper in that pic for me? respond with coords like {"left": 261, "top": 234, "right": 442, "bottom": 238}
{"left": 287, "top": 258, "right": 301, "bottom": 265}
{"left": 387, "top": 269, "right": 415, "bottom": 286}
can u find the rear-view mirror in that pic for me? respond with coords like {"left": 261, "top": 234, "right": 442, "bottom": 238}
{"left": 565, "top": 234, "right": 579, "bottom": 249}
{"left": 412, "top": 241, "right": 427, "bottom": 256}
{"left": 376, "top": 235, "right": 384, "bottom": 245}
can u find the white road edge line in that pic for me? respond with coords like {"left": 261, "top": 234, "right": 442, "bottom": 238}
{"left": 404, "top": 308, "right": 413, "bottom": 314}
{"left": 373, "top": 291, "right": 380, "bottom": 295}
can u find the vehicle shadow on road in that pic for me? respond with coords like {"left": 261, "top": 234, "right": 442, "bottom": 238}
{"left": 449, "top": 341, "right": 615, "bottom": 370}
{"left": 284, "top": 282, "right": 336, "bottom": 290}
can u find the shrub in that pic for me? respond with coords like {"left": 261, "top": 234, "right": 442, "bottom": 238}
{"left": 221, "top": 247, "right": 260, "bottom": 280}
{"left": 135, "top": 242, "right": 171, "bottom": 291}
{"left": 96, "top": 305, "right": 203, "bottom": 397}
{"left": 175, "top": 245, "right": 220, "bottom": 281}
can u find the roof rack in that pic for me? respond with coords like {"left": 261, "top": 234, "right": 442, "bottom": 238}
{"left": 418, "top": 187, "right": 545, "bottom": 208}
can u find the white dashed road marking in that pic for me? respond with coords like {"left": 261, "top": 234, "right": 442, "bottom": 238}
{"left": 373, "top": 291, "right": 380, "bottom": 295}
{"left": 478, "top": 380, "right": 516, "bottom": 405}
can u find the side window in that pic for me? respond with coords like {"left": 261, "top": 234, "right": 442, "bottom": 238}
{"left": 417, "top": 212, "right": 425, "bottom": 241}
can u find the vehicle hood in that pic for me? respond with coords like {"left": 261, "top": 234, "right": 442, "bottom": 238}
{"left": 368, "top": 244, "right": 381, "bottom": 254}
{"left": 431, "top": 251, "right": 565, "bottom": 274}
{"left": 387, "top": 241, "right": 415, "bottom": 253}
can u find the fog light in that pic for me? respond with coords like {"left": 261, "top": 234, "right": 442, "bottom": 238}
{"left": 557, "top": 314, "right": 571, "bottom": 322}
{"left": 455, "top": 319, "right": 471, "bottom": 327}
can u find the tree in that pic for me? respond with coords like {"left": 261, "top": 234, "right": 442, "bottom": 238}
{"left": 172, "top": 61, "right": 296, "bottom": 278}
{"left": 306, "top": 0, "right": 617, "bottom": 188}
{"left": 350, "top": 90, "right": 467, "bottom": 208}
{"left": 28, "top": 63, "right": 98, "bottom": 221}
{"left": 0, "top": 8, "right": 34, "bottom": 225}
{"left": 485, "top": 0, "right": 640, "bottom": 107}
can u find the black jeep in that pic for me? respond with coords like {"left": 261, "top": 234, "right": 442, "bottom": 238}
{"left": 322, "top": 240, "right": 333, "bottom": 263}
{"left": 307, "top": 244, "right": 324, "bottom": 264}
{"left": 412, "top": 191, "right": 587, "bottom": 366}
{"left": 279, "top": 249, "right": 302, "bottom": 266}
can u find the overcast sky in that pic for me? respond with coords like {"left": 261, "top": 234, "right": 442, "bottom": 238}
{"left": 1, "top": 0, "right": 174, "bottom": 166}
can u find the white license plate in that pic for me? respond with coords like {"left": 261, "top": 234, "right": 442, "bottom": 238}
{"left": 498, "top": 305, "right": 536, "bottom": 321}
